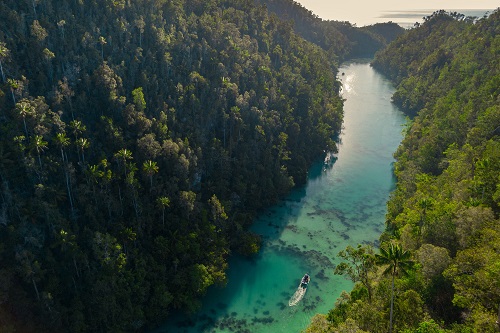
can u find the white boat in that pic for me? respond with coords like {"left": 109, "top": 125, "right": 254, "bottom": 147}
{"left": 288, "top": 274, "right": 310, "bottom": 306}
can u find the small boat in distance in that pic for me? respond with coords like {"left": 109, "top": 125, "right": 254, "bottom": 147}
{"left": 300, "top": 273, "right": 310, "bottom": 289}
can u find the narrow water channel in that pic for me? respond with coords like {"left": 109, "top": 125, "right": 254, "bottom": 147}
{"left": 158, "top": 60, "right": 406, "bottom": 333}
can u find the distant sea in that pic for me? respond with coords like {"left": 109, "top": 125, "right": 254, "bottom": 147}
{"left": 378, "top": 9, "right": 494, "bottom": 28}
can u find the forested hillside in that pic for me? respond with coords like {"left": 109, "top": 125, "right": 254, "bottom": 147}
{"left": 306, "top": 10, "right": 500, "bottom": 333}
{"left": 259, "top": 0, "right": 405, "bottom": 59}
{"left": 0, "top": 0, "right": 349, "bottom": 331}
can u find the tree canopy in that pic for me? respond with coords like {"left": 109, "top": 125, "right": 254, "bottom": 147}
{"left": 0, "top": 0, "right": 403, "bottom": 331}
{"left": 308, "top": 9, "right": 500, "bottom": 333}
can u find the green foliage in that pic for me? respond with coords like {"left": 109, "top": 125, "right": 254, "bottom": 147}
{"left": 443, "top": 224, "right": 500, "bottom": 311}
{"left": 376, "top": 243, "right": 414, "bottom": 333}
{"left": 321, "top": 244, "right": 417, "bottom": 333}
{"left": 304, "top": 314, "right": 337, "bottom": 333}
{"left": 259, "top": 0, "right": 405, "bottom": 60}
{"left": 376, "top": 243, "right": 413, "bottom": 278}
{"left": 369, "top": 8, "right": 500, "bottom": 333}
{"left": 327, "top": 291, "right": 351, "bottom": 325}
{"left": 234, "top": 231, "right": 262, "bottom": 256}
{"left": 334, "top": 244, "right": 376, "bottom": 301}
{"left": 394, "top": 290, "right": 425, "bottom": 331}
{"left": 0, "top": 0, "right": 402, "bottom": 330}
{"left": 416, "top": 244, "right": 451, "bottom": 280}
{"left": 131, "top": 87, "right": 146, "bottom": 112}
{"left": 401, "top": 319, "right": 449, "bottom": 333}
{"left": 314, "top": 10, "right": 500, "bottom": 333}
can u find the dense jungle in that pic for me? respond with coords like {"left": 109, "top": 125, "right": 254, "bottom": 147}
{"left": 306, "top": 9, "right": 500, "bottom": 333}
{"left": 0, "top": 0, "right": 402, "bottom": 331}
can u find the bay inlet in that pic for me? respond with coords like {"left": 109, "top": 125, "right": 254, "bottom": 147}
{"left": 158, "top": 60, "right": 407, "bottom": 333}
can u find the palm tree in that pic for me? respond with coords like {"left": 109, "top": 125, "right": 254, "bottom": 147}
{"left": 135, "top": 16, "right": 145, "bottom": 48}
{"left": 69, "top": 120, "right": 86, "bottom": 140}
{"left": 54, "top": 132, "right": 74, "bottom": 212}
{"left": 69, "top": 120, "right": 86, "bottom": 158}
{"left": 7, "top": 78, "right": 18, "bottom": 104}
{"left": 87, "top": 164, "right": 104, "bottom": 204}
{"left": 156, "top": 196, "right": 170, "bottom": 226}
{"left": 142, "top": 160, "right": 159, "bottom": 191}
{"left": 87, "top": 164, "right": 103, "bottom": 184}
{"left": 54, "top": 132, "right": 70, "bottom": 161}
{"left": 42, "top": 48, "right": 55, "bottom": 81}
{"left": 31, "top": 135, "right": 48, "bottom": 170}
{"left": 76, "top": 137, "right": 90, "bottom": 164}
{"left": 16, "top": 99, "right": 34, "bottom": 137}
{"left": 376, "top": 243, "right": 413, "bottom": 333}
{"left": 98, "top": 36, "right": 107, "bottom": 59}
{"left": 0, "top": 41, "right": 9, "bottom": 83}
{"left": 114, "top": 148, "right": 133, "bottom": 177}
{"left": 57, "top": 20, "right": 66, "bottom": 39}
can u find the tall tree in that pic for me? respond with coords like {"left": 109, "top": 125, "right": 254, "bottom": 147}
{"left": 31, "top": 135, "right": 48, "bottom": 170}
{"left": 376, "top": 243, "right": 413, "bottom": 333}
{"left": 69, "top": 120, "right": 85, "bottom": 141}
{"left": 157, "top": 196, "right": 170, "bottom": 226}
{"left": 114, "top": 148, "right": 133, "bottom": 177}
{"left": 417, "top": 197, "right": 433, "bottom": 233}
{"left": 142, "top": 160, "right": 158, "bottom": 191}
{"left": 0, "top": 41, "right": 8, "bottom": 83}
{"left": 134, "top": 16, "right": 145, "bottom": 48}
{"left": 16, "top": 99, "right": 34, "bottom": 137}
{"left": 54, "top": 132, "right": 74, "bottom": 212}
{"left": 98, "top": 36, "right": 107, "bottom": 59}
{"left": 75, "top": 137, "right": 90, "bottom": 165}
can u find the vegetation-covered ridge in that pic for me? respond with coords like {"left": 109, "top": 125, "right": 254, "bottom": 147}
{"left": 0, "top": 0, "right": 350, "bottom": 331}
{"left": 306, "top": 9, "right": 500, "bottom": 333}
{"left": 259, "top": 0, "right": 405, "bottom": 59}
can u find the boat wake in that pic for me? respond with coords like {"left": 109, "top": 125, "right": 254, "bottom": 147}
{"left": 288, "top": 274, "right": 310, "bottom": 306}
{"left": 288, "top": 287, "right": 307, "bottom": 306}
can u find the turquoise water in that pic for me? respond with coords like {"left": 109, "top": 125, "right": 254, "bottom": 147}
{"left": 158, "top": 60, "right": 406, "bottom": 333}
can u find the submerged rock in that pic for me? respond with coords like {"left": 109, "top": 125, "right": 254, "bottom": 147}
{"left": 315, "top": 269, "right": 329, "bottom": 281}
{"left": 276, "top": 302, "right": 287, "bottom": 310}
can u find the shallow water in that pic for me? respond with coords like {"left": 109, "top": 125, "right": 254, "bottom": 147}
{"left": 157, "top": 60, "right": 406, "bottom": 333}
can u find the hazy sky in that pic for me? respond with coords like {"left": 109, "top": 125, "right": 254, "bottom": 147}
{"left": 293, "top": 0, "right": 499, "bottom": 26}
